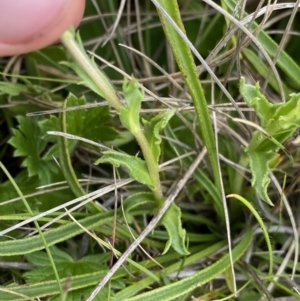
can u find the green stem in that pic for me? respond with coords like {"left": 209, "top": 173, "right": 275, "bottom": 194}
{"left": 60, "top": 28, "right": 163, "bottom": 203}
{"left": 134, "top": 128, "right": 163, "bottom": 201}
{"left": 60, "top": 29, "right": 123, "bottom": 112}
{"left": 58, "top": 99, "right": 101, "bottom": 213}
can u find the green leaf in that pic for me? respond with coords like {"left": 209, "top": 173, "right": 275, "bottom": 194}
{"left": 8, "top": 116, "right": 58, "bottom": 184}
{"left": 95, "top": 150, "right": 153, "bottom": 189}
{"left": 155, "top": 0, "right": 221, "bottom": 193}
{"left": 0, "top": 271, "right": 110, "bottom": 300}
{"left": 239, "top": 78, "right": 275, "bottom": 128}
{"left": 0, "top": 211, "right": 114, "bottom": 256}
{"left": 160, "top": 203, "right": 189, "bottom": 255}
{"left": 24, "top": 246, "right": 109, "bottom": 283}
{"left": 39, "top": 116, "right": 60, "bottom": 142}
{"left": 143, "top": 109, "right": 175, "bottom": 164}
{"left": 224, "top": 0, "right": 300, "bottom": 88}
{"left": 124, "top": 228, "right": 253, "bottom": 301}
{"left": 240, "top": 78, "right": 300, "bottom": 204}
{"left": 241, "top": 79, "right": 300, "bottom": 135}
{"left": 227, "top": 194, "right": 273, "bottom": 276}
{"left": 40, "top": 94, "right": 118, "bottom": 142}
{"left": 0, "top": 82, "right": 31, "bottom": 96}
{"left": 63, "top": 94, "right": 118, "bottom": 141}
{"left": 123, "top": 192, "right": 155, "bottom": 223}
{"left": 62, "top": 30, "right": 116, "bottom": 100}
{"left": 38, "top": 94, "right": 118, "bottom": 158}
{"left": 240, "top": 78, "right": 300, "bottom": 140}
{"left": 123, "top": 192, "right": 156, "bottom": 214}
{"left": 119, "top": 78, "right": 143, "bottom": 133}
{"left": 245, "top": 149, "right": 274, "bottom": 206}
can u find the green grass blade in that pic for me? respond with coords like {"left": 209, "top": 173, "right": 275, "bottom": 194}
{"left": 227, "top": 194, "right": 273, "bottom": 276}
{"left": 124, "top": 227, "right": 252, "bottom": 301}
{"left": 0, "top": 211, "right": 113, "bottom": 256}
{"left": 223, "top": 0, "right": 300, "bottom": 87}
{"left": 0, "top": 162, "right": 62, "bottom": 294}
{"left": 155, "top": 0, "right": 220, "bottom": 190}
{"left": 0, "top": 271, "right": 108, "bottom": 300}
{"left": 114, "top": 242, "right": 226, "bottom": 300}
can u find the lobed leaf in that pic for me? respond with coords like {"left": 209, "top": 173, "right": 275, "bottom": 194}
{"left": 239, "top": 78, "right": 276, "bottom": 128}
{"left": 240, "top": 78, "right": 300, "bottom": 204}
{"left": 8, "top": 116, "right": 58, "bottom": 184}
{"left": 38, "top": 93, "right": 118, "bottom": 159}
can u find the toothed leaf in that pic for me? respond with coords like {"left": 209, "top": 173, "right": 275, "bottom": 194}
{"left": 9, "top": 116, "right": 58, "bottom": 184}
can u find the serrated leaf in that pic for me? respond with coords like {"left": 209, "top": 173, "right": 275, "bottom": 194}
{"left": 240, "top": 78, "right": 276, "bottom": 128}
{"left": 240, "top": 78, "right": 300, "bottom": 152}
{"left": 143, "top": 109, "right": 175, "bottom": 163}
{"left": 38, "top": 94, "right": 118, "bottom": 157}
{"left": 95, "top": 150, "right": 153, "bottom": 188}
{"left": 240, "top": 78, "right": 300, "bottom": 205}
{"left": 119, "top": 79, "right": 144, "bottom": 133}
{"left": 39, "top": 115, "right": 60, "bottom": 142}
{"left": 64, "top": 94, "right": 118, "bottom": 141}
{"left": 8, "top": 116, "right": 58, "bottom": 184}
{"left": 160, "top": 203, "right": 189, "bottom": 255}
{"left": 245, "top": 149, "right": 274, "bottom": 205}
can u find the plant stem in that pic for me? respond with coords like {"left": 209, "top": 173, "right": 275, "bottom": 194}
{"left": 61, "top": 28, "right": 163, "bottom": 202}
{"left": 134, "top": 128, "right": 163, "bottom": 202}
{"left": 60, "top": 29, "right": 123, "bottom": 112}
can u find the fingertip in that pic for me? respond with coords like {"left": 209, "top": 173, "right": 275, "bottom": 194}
{"left": 0, "top": 0, "right": 86, "bottom": 56}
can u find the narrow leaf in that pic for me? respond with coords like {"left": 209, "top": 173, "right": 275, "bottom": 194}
{"left": 124, "top": 228, "right": 252, "bottom": 301}
{"left": 0, "top": 212, "right": 113, "bottom": 257}
{"left": 224, "top": 0, "right": 300, "bottom": 87}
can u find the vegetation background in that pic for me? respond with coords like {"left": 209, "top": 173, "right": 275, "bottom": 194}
{"left": 1, "top": 0, "right": 300, "bottom": 300}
